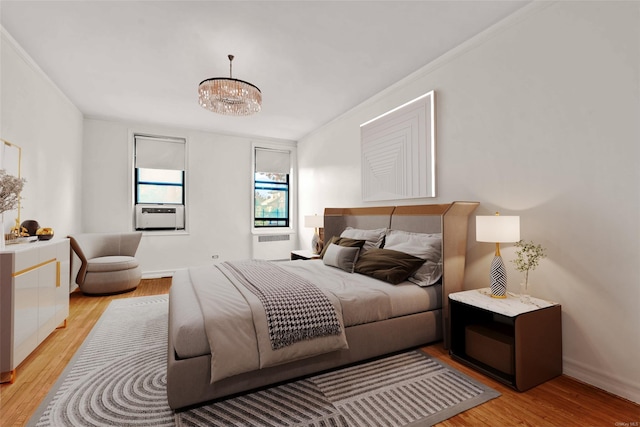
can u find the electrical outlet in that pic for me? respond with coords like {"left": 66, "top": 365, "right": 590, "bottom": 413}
{"left": 211, "top": 255, "right": 219, "bottom": 259}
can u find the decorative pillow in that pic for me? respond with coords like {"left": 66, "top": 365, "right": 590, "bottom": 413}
{"left": 322, "top": 243, "right": 361, "bottom": 273}
{"left": 340, "top": 227, "right": 386, "bottom": 252}
{"left": 320, "top": 236, "right": 367, "bottom": 259}
{"left": 354, "top": 248, "right": 426, "bottom": 285}
{"left": 384, "top": 230, "right": 443, "bottom": 287}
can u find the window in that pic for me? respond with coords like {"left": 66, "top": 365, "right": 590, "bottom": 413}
{"left": 134, "top": 134, "right": 186, "bottom": 230}
{"left": 136, "top": 168, "right": 183, "bottom": 205}
{"left": 253, "top": 147, "right": 291, "bottom": 228}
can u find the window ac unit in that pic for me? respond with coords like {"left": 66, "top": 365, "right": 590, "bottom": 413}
{"left": 135, "top": 204, "right": 185, "bottom": 230}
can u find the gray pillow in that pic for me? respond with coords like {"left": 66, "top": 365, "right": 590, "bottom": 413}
{"left": 319, "top": 236, "right": 366, "bottom": 258}
{"left": 384, "top": 230, "right": 442, "bottom": 286}
{"left": 322, "top": 243, "right": 361, "bottom": 273}
{"left": 340, "top": 227, "right": 386, "bottom": 252}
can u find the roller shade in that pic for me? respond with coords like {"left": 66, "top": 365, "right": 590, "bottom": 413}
{"left": 135, "top": 135, "right": 186, "bottom": 170}
{"left": 255, "top": 148, "right": 290, "bottom": 174}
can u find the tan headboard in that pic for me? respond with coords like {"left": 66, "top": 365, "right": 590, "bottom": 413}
{"left": 324, "top": 206, "right": 395, "bottom": 243}
{"left": 323, "top": 201, "right": 479, "bottom": 348}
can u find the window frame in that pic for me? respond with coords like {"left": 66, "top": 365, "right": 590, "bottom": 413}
{"left": 254, "top": 172, "right": 290, "bottom": 228}
{"left": 132, "top": 133, "right": 188, "bottom": 233}
{"left": 134, "top": 167, "right": 185, "bottom": 205}
{"left": 251, "top": 142, "right": 296, "bottom": 235}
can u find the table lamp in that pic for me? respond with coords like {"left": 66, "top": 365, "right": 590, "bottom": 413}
{"left": 304, "top": 214, "right": 324, "bottom": 254}
{"left": 476, "top": 213, "right": 520, "bottom": 298}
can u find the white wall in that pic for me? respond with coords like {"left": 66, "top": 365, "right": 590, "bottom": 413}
{"left": 297, "top": 1, "right": 640, "bottom": 403}
{"left": 1, "top": 29, "right": 83, "bottom": 248}
{"left": 1, "top": 23, "right": 298, "bottom": 279}
{"left": 82, "top": 118, "right": 295, "bottom": 275}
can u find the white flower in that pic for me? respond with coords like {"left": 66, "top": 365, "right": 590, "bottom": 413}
{"left": 0, "top": 169, "right": 25, "bottom": 214}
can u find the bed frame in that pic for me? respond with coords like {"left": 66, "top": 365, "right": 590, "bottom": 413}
{"left": 167, "top": 201, "right": 478, "bottom": 410}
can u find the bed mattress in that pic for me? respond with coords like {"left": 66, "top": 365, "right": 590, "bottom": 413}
{"left": 170, "top": 260, "right": 442, "bottom": 360}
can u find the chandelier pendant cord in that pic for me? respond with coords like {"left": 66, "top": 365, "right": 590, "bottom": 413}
{"left": 228, "top": 54, "right": 234, "bottom": 78}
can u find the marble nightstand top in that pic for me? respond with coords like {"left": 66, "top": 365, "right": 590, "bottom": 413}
{"left": 449, "top": 288, "right": 559, "bottom": 317}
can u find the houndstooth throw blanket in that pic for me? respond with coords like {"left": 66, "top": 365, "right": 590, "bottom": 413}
{"left": 221, "top": 260, "right": 342, "bottom": 350}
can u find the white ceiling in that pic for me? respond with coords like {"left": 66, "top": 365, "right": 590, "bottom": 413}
{"left": 1, "top": 1, "right": 530, "bottom": 141}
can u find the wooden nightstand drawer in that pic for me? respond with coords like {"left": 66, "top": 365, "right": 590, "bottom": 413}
{"left": 465, "top": 324, "right": 514, "bottom": 375}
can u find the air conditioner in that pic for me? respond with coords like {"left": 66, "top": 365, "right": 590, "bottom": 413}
{"left": 135, "top": 204, "right": 185, "bottom": 230}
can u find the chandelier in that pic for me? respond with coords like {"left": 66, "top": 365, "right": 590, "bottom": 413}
{"left": 198, "top": 54, "right": 262, "bottom": 116}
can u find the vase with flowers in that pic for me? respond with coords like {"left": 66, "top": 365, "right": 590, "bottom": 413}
{"left": 0, "top": 169, "right": 25, "bottom": 249}
{"left": 511, "top": 239, "right": 546, "bottom": 303}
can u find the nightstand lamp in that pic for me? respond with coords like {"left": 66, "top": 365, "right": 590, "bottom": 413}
{"left": 304, "top": 214, "right": 324, "bottom": 254}
{"left": 476, "top": 213, "right": 520, "bottom": 298}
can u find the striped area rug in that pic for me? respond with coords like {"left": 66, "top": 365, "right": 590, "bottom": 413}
{"left": 29, "top": 296, "right": 174, "bottom": 427}
{"left": 178, "top": 351, "right": 500, "bottom": 427}
{"left": 30, "top": 295, "right": 499, "bottom": 427}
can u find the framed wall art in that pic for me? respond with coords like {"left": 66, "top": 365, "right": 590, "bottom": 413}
{"left": 360, "top": 90, "right": 435, "bottom": 201}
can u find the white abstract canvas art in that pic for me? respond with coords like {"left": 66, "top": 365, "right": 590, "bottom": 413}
{"left": 360, "top": 91, "right": 435, "bottom": 201}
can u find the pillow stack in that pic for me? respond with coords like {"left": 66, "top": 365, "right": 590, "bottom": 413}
{"left": 321, "top": 227, "right": 443, "bottom": 286}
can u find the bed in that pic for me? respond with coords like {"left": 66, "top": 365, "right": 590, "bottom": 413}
{"left": 167, "top": 201, "right": 478, "bottom": 410}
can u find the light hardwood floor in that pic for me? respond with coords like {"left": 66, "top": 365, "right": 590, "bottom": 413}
{"left": 1, "top": 279, "right": 638, "bottom": 426}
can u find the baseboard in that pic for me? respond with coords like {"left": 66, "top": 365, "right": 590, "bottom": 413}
{"left": 563, "top": 356, "right": 640, "bottom": 404}
{"left": 142, "top": 270, "right": 176, "bottom": 280}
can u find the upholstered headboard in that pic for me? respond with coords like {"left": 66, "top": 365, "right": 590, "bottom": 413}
{"left": 324, "top": 206, "right": 394, "bottom": 241}
{"left": 323, "top": 201, "right": 479, "bottom": 348}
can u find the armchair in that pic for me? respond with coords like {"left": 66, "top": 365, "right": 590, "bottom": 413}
{"left": 69, "top": 232, "right": 142, "bottom": 295}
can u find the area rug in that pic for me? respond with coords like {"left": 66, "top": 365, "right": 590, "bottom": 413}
{"left": 29, "top": 295, "right": 499, "bottom": 427}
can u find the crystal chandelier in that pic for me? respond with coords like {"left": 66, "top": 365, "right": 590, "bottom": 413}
{"left": 198, "top": 54, "right": 262, "bottom": 116}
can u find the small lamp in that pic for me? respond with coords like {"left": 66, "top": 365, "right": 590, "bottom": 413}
{"left": 476, "top": 213, "right": 520, "bottom": 298}
{"left": 304, "top": 215, "right": 324, "bottom": 254}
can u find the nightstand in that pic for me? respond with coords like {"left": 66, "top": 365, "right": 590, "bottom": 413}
{"left": 290, "top": 249, "right": 320, "bottom": 260}
{"left": 449, "top": 288, "right": 562, "bottom": 391}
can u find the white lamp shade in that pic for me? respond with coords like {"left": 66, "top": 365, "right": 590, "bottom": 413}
{"left": 304, "top": 215, "right": 324, "bottom": 229}
{"left": 476, "top": 215, "right": 520, "bottom": 243}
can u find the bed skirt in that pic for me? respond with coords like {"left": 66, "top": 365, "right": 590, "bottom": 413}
{"left": 167, "top": 300, "right": 442, "bottom": 410}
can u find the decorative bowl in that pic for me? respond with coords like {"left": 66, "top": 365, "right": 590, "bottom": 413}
{"left": 21, "top": 220, "right": 40, "bottom": 236}
{"left": 36, "top": 227, "right": 54, "bottom": 240}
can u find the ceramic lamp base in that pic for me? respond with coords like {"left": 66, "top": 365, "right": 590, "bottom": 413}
{"left": 311, "top": 232, "right": 324, "bottom": 255}
{"left": 489, "top": 255, "right": 507, "bottom": 298}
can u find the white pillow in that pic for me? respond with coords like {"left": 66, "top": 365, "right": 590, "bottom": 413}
{"left": 340, "top": 227, "right": 386, "bottom": 252}
{"left": 384, "top": 230, "right": 442, "bottom": 286}
{"left": 322, "top": 243, "right": 361, "bottom": 273}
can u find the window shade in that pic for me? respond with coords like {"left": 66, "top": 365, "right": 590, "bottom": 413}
{"left": 135, "top": 135, "right": 186, "bottom": 170}
{"left": 255, "top": 148, "right": 290, "bottom": 174}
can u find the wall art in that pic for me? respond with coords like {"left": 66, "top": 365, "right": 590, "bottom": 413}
{"left": 360, "top": 91, "right": 435, "bottom": 201}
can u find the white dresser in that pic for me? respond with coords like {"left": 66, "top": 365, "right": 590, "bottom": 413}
{"left": 0, "top": 239, "right": 70, "bottom": 383}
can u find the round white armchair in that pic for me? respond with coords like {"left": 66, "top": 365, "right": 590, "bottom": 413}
{"left": 69, "top": 232, "right": 142, "bottom": 295}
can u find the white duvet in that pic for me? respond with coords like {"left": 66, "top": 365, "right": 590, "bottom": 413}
{"left": 187, "top": 260, "right": 440, "bottom": 383}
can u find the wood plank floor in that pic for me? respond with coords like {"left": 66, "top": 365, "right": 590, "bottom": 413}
{"left": 1, "top": 279, "right": 638, "bottom": 426}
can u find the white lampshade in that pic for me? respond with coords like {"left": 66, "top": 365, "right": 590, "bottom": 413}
{"left": 476, "top": 215, "right": 520, "bottom": 243}
{"left": 304, "top": 215, "right": 324, "bottom": 229}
